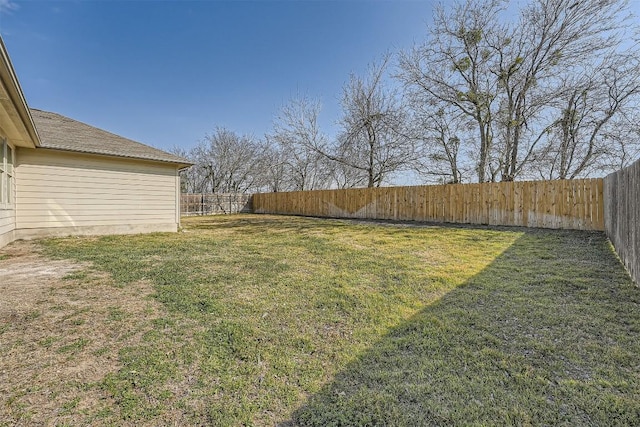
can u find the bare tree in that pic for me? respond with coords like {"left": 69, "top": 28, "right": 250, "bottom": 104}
{"left": 274, "top": 57, "right": 412, "bottom": 188}
{"left": 410, "top": 103, "right": 475, "bottom": 183}
{"left": 491, "top": 0, "right": 631, "bottom": 181}
{"left": 398, "top": 0, "right": 503, "bottom": 182}
{"left": 329, "top": 160, "right": 369, "bottom": 188}
{"left": 268, "top": 96, "right": 334, "bottom": 191}
{"left": 188, "top": 127, "right": 264, "bottom": 194}
{"left": 259, "top": 143, "right": 288, "bottom": 192}
{"left": 170, "top": 146, "right": 200, "bottom": 193}
{"left": 399, "top": 0, "right": 638, "bottom": 182}
{"left": 533, "top": 52, "right": 640, "bottom": 179}
{"left": 331, "top": 54, "right": 413, "bottom": 187}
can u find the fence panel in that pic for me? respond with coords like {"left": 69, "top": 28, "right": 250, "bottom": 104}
{"left": 253, "top": 179, "right": 604, "bottom": 231}
{"left": 604, "top": 159, "right": 640, "bottom": 285}
{"left": 181, "top": 193, "right": 253, "bottom": 216}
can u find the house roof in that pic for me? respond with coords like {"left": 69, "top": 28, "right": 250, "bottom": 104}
{"left": 30, "top": 109, "right": 192, "bottom": 167}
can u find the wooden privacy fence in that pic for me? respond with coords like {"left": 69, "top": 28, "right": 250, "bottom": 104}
{"left": 181, "top": 193, "right": 253, "bottom": 216}
{"left": 604, "top": 158, "right": 640, "bottom": 286}
{"left": 253, "top": 179, "right": 604, "bottom": 231}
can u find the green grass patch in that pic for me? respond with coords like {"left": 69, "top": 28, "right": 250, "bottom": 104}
{"left": 107, "top": 307, "right": 126, "bottom": 322}
{"left": 39, "top": 214, "right": 640, "bottom": 425}
{"left": 62, "top": 271, "right": 89, "bottom": 281}
{"left": 24, "top": 310, "right": 41, "bottom": 321}
{"left": 60, "top": 397, "right": 81, "bottom": 414}
{"left": 38, "top": 336, "right": 59, "bottom": 348}
{"left": 57, "top": 338, "right": 91, "bottom": 354}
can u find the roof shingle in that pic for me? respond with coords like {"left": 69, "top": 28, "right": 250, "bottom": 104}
{"left": 30, "top": 109, "right": 192, "bottom": 166}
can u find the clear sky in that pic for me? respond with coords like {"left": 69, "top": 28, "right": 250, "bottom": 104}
{"left": 0, "top": 0, "right": 435, "bottom": 153}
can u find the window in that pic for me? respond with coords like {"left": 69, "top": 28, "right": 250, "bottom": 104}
{"left": 0, "top": 138, "right": 14, "bottom": 207}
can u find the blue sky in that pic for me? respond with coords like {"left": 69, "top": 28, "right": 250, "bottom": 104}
{"left": 0, "top": 0, "right": 434, "bottom": 153}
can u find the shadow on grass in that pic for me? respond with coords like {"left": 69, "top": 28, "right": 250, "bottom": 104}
{"left": 291, "top": 229, "right": 640, "bottom": 426}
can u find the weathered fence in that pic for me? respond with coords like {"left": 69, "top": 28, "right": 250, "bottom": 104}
{"left": 253, "top": 179, "right": 604, "bottom": 231}
{"left": 604, "top": 159, "right": 640, "bottom": 285}
{"left": 181, "top": 193, "right": 253, "bottom": 216}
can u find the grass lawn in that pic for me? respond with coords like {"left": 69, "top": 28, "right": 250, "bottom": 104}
{"left": 2, "top": 214, "right": 640, "bottom": 425}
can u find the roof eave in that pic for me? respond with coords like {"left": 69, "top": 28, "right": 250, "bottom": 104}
{"left": 37, "top": 145, "right": 194, "bottom": 168}
{"left": 0, "top": 38, "right": 40, "bottom": 148}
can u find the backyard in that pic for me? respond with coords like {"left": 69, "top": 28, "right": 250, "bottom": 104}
{"left": 1, "top": 214, "right": 639, "bottom": 425}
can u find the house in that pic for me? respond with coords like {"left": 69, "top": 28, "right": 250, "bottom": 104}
{"left": 0, "top": 38, "right": 191, "bottom": 248}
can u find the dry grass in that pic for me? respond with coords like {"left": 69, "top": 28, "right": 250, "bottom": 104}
{"left": 0, "top": 241, "right": 199, "bottom": 426}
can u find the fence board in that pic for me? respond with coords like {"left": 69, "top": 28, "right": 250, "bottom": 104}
{"left": 253, "top": 179, "right": 604, "bottom": 231}
{"left": 604, "top": 159, "right": 640, "bottom": 286}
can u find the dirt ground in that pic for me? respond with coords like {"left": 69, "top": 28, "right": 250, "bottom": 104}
{"left": 0, "top": 240, "right": 164, "bottom": 426}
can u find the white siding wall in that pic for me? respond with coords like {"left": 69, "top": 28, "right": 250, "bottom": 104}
{"left": 15, "top": 148, "right": 179, "bottom": 235}
{"left": 0, "top": 207, "right": 15, "bottom": 247}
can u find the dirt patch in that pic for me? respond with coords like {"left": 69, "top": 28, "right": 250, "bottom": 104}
{"left": 0, "top": 240, "right": 169, "bottom": 426}
{"left": 0, "top": 241, "right": 84, "bottom": 321}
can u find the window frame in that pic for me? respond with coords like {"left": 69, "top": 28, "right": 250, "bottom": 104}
{"left": 0, "top": 138, "right": 14, "bottom": 209}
